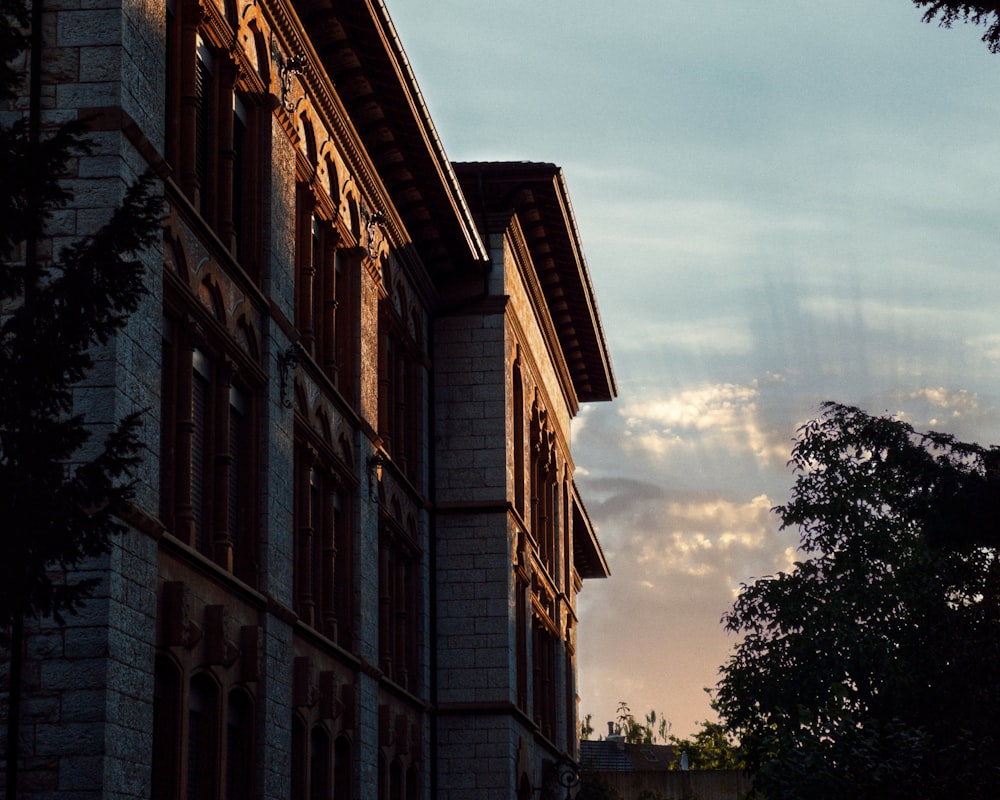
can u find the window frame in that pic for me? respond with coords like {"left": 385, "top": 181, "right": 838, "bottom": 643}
{"left": 160, "top": 314, "right": 261, "bottom": 585}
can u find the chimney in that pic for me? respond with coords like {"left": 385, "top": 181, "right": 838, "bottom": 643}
{"left": 606, "top": 722, "right": 625, "bottom": 750}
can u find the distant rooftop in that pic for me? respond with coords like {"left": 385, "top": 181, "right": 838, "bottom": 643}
{"left": 580, "top": 740, "right": 680, "bottom": 773}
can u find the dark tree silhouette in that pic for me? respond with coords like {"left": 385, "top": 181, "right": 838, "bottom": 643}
{"left": 0, "top": 0, "right": 162, "bottom": 792}
{"left": 716, "top": 403, "right": 1000, "bottom": 800}
{"left": 913, "top": 2, "right": 1000, "bottom": 51}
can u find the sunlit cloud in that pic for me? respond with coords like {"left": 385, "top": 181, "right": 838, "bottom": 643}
{"left": 583, "top": 483, "right": 780, "bottom": 588}
{"left": 878, "top": 387, "right": 1000, "bottom": 445}
{"left": 909, "top": 387, "right": 979, "bottom": 415}
{"left": 618, "top": 382, "right": 788, "bottom": 467}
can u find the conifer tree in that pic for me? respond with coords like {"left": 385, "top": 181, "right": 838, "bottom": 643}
{"left": 1, "top": 0, "right": 162, "bottom": 791}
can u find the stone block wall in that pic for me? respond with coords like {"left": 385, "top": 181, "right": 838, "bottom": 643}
{"left": 433, "top": 308, "right": 509, "bottom": 506}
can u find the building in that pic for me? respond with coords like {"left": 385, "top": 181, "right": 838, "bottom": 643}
{"left": 579, "top": 740, "right": 751, "bottom": 800}
{"left": 2, "top": 0, "right": 615, "bottom": 798}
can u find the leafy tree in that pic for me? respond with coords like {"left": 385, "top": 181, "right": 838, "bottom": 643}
{"left": 668, "top": 720, "right": 744, "bottom": 771}
{"left": 912, "top": 2, "right": 1000, "bottom": 52}
{"left": 614, "top": 701, "right": 671, "bottom": 744}
{"left": 1, "top": 0, "right": 162, "bottom": 792}
{"left": 715, "top": 403, "right": 1000, "bottom": 799}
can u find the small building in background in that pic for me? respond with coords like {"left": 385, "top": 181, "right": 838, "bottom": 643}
{"left": 579, "top": 739, "right": 752, "bottom": 800}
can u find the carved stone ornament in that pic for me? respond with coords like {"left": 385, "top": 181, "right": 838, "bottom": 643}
{"left": 162, "top": 581, "right": 204, "bottom": 650}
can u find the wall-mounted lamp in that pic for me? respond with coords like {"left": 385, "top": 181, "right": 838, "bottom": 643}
{"left": 367, "top": 453, "right": 385, "bottom": 502}
{"left": 278, "top": 343, "right": 305, "bottom": 409}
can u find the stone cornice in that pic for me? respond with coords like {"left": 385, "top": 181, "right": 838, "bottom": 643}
{"left": 506, "top": 217, "right": 582, "bottom": 419}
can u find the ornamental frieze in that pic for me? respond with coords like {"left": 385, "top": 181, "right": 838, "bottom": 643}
{"left": 164, "top": 206, "right": 263, "bottom": 364}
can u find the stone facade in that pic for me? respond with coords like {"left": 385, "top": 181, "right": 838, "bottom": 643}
{"left": 2, "top": 1, "right": 615, "bottom": 798}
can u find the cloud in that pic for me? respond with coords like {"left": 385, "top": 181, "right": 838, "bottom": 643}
{"left": 633, "top": 494, "right": 775, "bottom": 579}
{"left": 906, "top": 387, "right": 980, "bottom": 415}
{"left": 575, "top": 480, "right": 792, "bottom": 735}
{"left": 882, "top": 387, "right": 1000, "bottom": 445}
{"left": 617, "top": 382, "right": 788, "bottom": 468}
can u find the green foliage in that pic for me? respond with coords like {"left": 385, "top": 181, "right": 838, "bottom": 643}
{"left": 614, "top": 701, "right": 671, "bottom": 744}
{"left": 0, "top": 3, "right": 162, "bottom": 636}
{"left": 715, "top": 403, "right": 1000, "bottom": 799}
{"left": 668, "top": 720, "right": 744, "bottom": 771}
{"left": 913, "top": 2, "right": 1000, "bottom": 52}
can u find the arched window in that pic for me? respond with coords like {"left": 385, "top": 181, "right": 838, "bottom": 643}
{"left": 334, "top": 735, "right": 352, "bottom": 798}
{"left": 406, "top": 764, "right": 419, "bottom": 800}
{"left": 513, "top": 361, "right": 525, "bottom": 516}
{"left": 388, "top": 758, "right": 403, "bottom": 800}
{"left": 299, "top": 113, "right": 318, "bottom": 166}
{"left": 187, "top": 675, "right": 220, "bottom": 800}
{"left": 226, "top": 690, "right": 254, "bottom": 799}
{"left": 152, "top": 657, "right": 182, "bottom": 800}
{"left": 310, "top": 726, "right": 331, "bottom": 800}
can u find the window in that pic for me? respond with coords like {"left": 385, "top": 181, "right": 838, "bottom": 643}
{"left": 187, "top": 675, "right": 220, "bottom": 800}
{"left": 334, "top": 250, "right": 357, "bottom": 398}
{"left": 379, "top": 300, "right": 423, "bottom": 482}
{"left": 532, "top": 619, "right": 558, "bottom": 741}
{"left": 378, "top": 518, "right": 420, "bottom": 692}
{"left": 152, "top": 674, "right": 255, "bottom": 800}
{"left": 389, "top": 759, "right": 403, "bottom": 800}
{"left": 334, "top": 735, "right": 351, "bottom": 798}
{"left": 294, "top": 194, "right": 356, "bottom": 398}
{"left": 515, "top": 577, "right": 529, "bottom": 712}
{"left": 530, "top": 410, "right": 557, "bottom": 575}
{"left": 226, "top": 690, "right": 255, "bottom": 800}
{"left": 152, "top": 658, "right": 182, "bottom": 800}
{"left": 293, "top": 444, "right": 355, "bottom": 646}
{"left": 165, "top": 0, "right": 263, "bottom": 276}
{"left": 310, "top": 726, "right": 331, "bottom": 800}
{"left": 160, "top": 318, "right": 258, "bottom": 584}
{"left": 513, "top": 362, "right": 525, "bottom": 516}
{"left": 292, "top": 719, "right": 352, "bottom": 800}
{"left": 295, "top": 188, "right": 318, "bottom": 353}
{"left": 194, "top": 36, "right": 215, "bottom": 217}
{"left": 564, "top": 644, "right": 576, "bottom": 756}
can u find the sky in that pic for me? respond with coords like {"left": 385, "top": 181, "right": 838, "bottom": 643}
{"left": 386, "top": 1, "right": 1000, "bottom": 738}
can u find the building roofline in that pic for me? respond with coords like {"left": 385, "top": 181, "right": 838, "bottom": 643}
{"left": 453, "top": 161, "right": 618, "bottom": 405}
{"left": 294, "top": 0, "right": 489, "bottom": 275}
{"left": 572, "top": 481, "right": 610, "bottom": 580}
